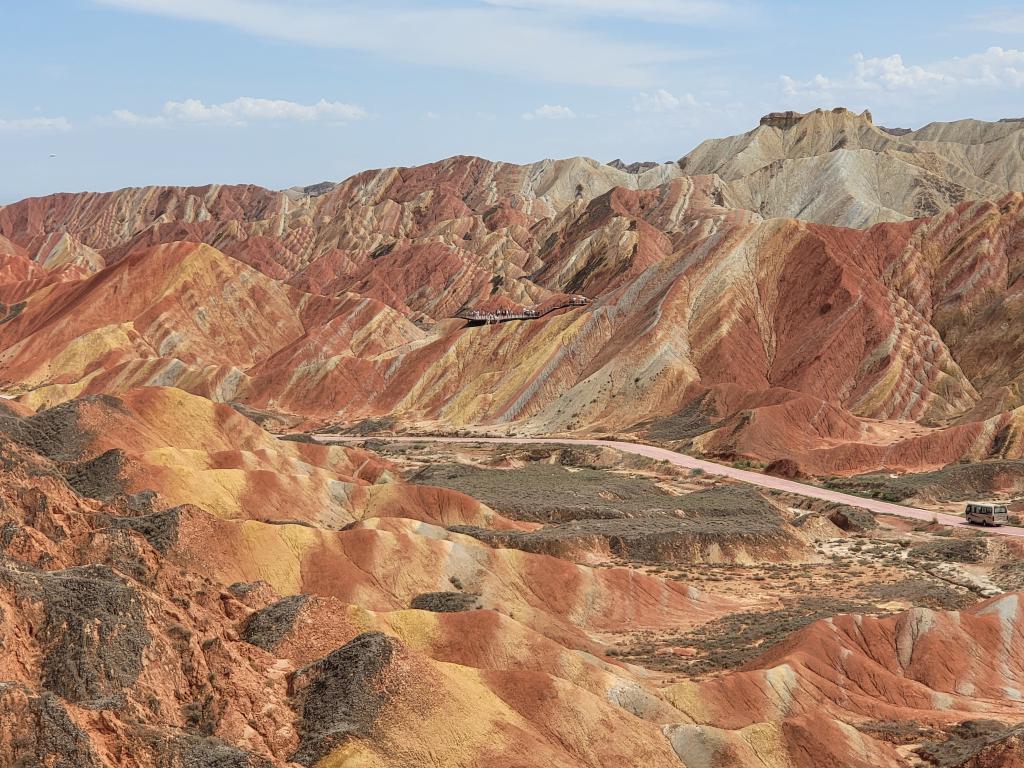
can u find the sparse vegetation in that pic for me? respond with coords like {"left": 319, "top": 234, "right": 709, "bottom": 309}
{"left": 916, "top": 720, "right": 1024, "bottom": 767}
{"left": 631, "top": 597, "right": 874, "bottom": 674}
{"left": 825, "top": 461, "right": 1024, "bottom": 504}
{"left": 411, "top": 461, "right": 691, "bottom": 521}
{"left": 908, "top": 538, "right": 989, "bottom": 564}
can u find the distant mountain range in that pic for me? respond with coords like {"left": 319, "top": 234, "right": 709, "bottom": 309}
{"left": 2, "top": 108, "right": 1023, "bottom": 475}
{"left": 681, "top": 107, "right": 1024, "bottom": 226}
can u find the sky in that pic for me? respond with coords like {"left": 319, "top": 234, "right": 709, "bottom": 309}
{"left": 2, "top": 0, "right": 1023, "bottom": 200}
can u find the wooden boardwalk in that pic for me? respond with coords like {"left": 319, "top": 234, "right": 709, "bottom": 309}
{"left": 456, "top": 296, "right": 589, "bottom": 325}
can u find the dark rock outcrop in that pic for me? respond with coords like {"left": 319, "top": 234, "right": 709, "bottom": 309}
{"left": 129, "top": 727, "right": 275, "bottom": 768}
{"left": 241, "top": 594, "right": 309, "bottom": 651}
{"left": 1, "top": 563, "right": 150, "bottom": 707}
{"left": 288, "top": 632, "right": 399, "bottom": 766}
{"left": 0, "top": 395, "right": 125, "bottom": 462}
{"left": 65, "top": 448, "right": 128, "bottom": 500}
{"left": 101, "top": 506, "right": 182, "bottom": 554}
{"left": 827, "top": 504, "right": 878, "bottom": 533}
{"left": 916, "top": 719, "right": 1024, "bottom": 767}
{"left": 0, "top": 685, "right": 102, "bottom": 768}
{"left": 410, "top": 591, "right": 481, "bottom": 612}
{"left": 759, "top": 107, "right": 872, "bottom": 129}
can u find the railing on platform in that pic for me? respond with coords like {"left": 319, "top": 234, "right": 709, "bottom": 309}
{"left": 456, "top": 296, "right": 590, "bottom": 325}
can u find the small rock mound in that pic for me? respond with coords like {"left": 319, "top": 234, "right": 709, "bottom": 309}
{"left": 241, "top": 594, "right": 309, "bottom": 651}
{"left": 910, "top": 538, "right": 989, "bottom": 565}
{"left": 0, "top": 684, "right": 102, "bottom": 768}
{"left": 827, "top": 504, "right": 877, "bottom": 533}
{"left": 1, "top": 563, "right": 150, "bottom": 707}
{"left": 0, "top": 395, "right": 125, "bottom": 461}
{"left": 288, "top": 631, "right": 400, "bottom": 766}
{"left": 64, "top": 448, "right": 129, "bottom": 501}
{"left": 129, "top": 726, "right": 274, "bottom": 768}
{"left": 792, "top": 512, "right": 846, "bottom": 540}
{"left": 410, "top": 591, "right": 481, "bottom": 612}
{"left": 101, "top": 506, "right": 182, "bottom": 554}
{"left": 765, "top": 458, "right": 805, "bottom": 479}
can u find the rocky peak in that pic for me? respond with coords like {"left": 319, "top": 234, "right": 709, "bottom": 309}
{"left": 878, "top": 126, "right": 913, "bottom": 136}
{"left": 607, "top": 159, "right": 662, "bottom": 174}
{"left": 759, "top": 107, "right": 874, "bottom": 130}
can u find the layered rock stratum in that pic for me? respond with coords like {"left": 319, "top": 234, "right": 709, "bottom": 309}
{"left": 0, "top": 387, "right": 1021, "bottom": 766}
{"left": 2, "top": 108, "right": 1024, "bottom": 476}
{"left": 3, "top": 108, "right": 1024, "bottom": 766}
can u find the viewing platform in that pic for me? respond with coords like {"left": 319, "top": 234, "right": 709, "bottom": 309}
{"left": 456, "top": 296, "right": 589, "bottom": 325}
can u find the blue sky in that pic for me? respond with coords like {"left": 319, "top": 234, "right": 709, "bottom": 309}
{"left": 2, "top": 0, "right": 1023, "bottom": 200}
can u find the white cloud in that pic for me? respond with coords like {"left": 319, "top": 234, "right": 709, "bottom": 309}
{"left": 0, "top": 116, "right": 72, "bottom": 132}
{"left": 112, "top": 109, "right": 163, "bottom": 126}
{"left": 112, "top": 97, "right": 367, "bottom": 126}
{"left": 166, "top": 97, "right": 366, "bottom": 123}
{"left": 522, "top": 104, "right": 576, "bottom": 120}
{"left": 782, "top": 48, "right": 1024, "bottom": 99}
{"left": 480, "top": 0, "right": 731, "bottom": 24}
{"left": 424, "top": 111, "right": 440, "bottom": 120}
{"left": 633, "top": 89, "right": 704, "bottom": 112}
{"left": 91, "top": 0, "right": 692, "bottom": 88}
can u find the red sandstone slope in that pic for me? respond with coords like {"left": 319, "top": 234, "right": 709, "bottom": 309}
{"left": 4, "top": 389, "right": 1024, "bottom": 767}
{"left": 5, "top": 112, "right": 1024, "bottom": 767}
{"left": 0, "top": 390, "right": 734, "bottom": 767}
{"left": 1, "top": 123, "right": 1024, "bottom": 475}
{"left": 679, "top": 596, "right": 1024, "bottom": 728}
{"left": 661, "top": 596, "right": 1024, "bottom": 767}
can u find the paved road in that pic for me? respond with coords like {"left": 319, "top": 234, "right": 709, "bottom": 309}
{"left": 314, "top": 435, "right": 1024, "bottom": 539}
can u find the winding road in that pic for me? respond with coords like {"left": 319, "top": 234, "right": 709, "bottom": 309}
{"left": 313, "top": 435, "right": 1024, "bottom": 539}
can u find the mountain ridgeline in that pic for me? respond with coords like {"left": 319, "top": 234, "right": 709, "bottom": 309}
{"left": 1, "top": 107, "right": 1024, "bottom": 476}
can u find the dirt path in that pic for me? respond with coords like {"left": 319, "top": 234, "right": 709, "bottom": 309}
{"left": 313, "top": 435, "right": 1024, "bottom": 539}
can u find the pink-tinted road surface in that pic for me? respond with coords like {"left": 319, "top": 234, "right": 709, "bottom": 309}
{"left": 313, "top": 435, "right": 1024, "bottom": 539}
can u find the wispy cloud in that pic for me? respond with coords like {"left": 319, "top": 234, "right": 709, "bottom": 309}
{"left": 782, "top": 48, "right": 1024, "bottom": 99}
{"left": 522, "top": 104, "right": 576, "bottom": 120}
{"left": 633, "top": 89, "right": 705, "bottom": 112}
{"left": 92, "top": 0, "right": 693, "bottom": 88}
{"left": 626, "top": 88, "right": 738, "bottom": 147}
{"left": 480, "top": 0, "right": 732, "bottom": 24}
{"left": 0, "top": 116, "right": 72, "bottom": 132}
{"left": 112, "top": 97, "right": 367, "bottom": 126}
